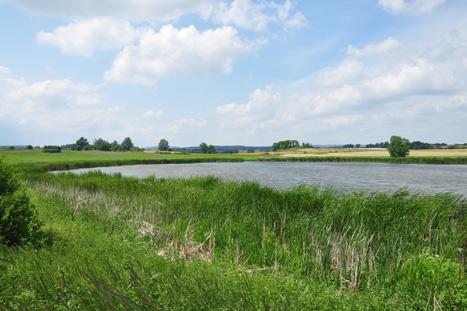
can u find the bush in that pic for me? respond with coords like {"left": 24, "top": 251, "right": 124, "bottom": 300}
{"left": 387, "top": 136, "right": 410, "bottom": 157}
{"left": 42, "top": 145, "right": 61, "bottom": 153}
{"left": 0, "top": 161, "right": 43, "bottom": 246}
{"left": 397, "top": 254, "right": 465, "bottom": 310}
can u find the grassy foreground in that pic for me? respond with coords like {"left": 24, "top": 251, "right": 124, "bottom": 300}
{"left": 0, "top": 152, "right": 466, "bottom": 310}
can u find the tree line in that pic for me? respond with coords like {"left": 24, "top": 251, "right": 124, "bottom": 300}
{"left": 272, "top": 140, "right": 312, "bottom": 151}
{"left": 66, "top": 137, "right": 141, "bottom": 152}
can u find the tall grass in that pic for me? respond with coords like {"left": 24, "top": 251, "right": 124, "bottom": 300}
{"left": 0, "top": 168, "right": 463, "bottom": 309}
{"left": 31, "top": 172, "right": 465, "bottom": 287}
{"left": 1, "top": 156, "right": 465, "bottom": 309}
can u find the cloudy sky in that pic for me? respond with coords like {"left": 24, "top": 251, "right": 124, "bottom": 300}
{"left": 1, "top": 0, "right": 466, "bottom": 147}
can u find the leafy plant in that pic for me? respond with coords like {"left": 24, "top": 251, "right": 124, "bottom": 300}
{"left": 388, "top": 136, "right": 410, "bottom": 157}
{"left": 397, "top": 253, "right": 465, "bottom": 310}
{"left": 42, "top": 145, "right": 61, "bottom": 153}
{"left": 0, "top": 161, "right": 43, "bottom": 246}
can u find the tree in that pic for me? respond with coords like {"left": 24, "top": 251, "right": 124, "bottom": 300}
{"left": 26, "top": 145, "right": 33, "bottom": 150}
{"left": 207, "top": 145, "right": 216, "bottom": 154}
{"left": 272, "top": 140, "right": 300, "bottom": 151}
{"left": 93, "top": 138, "right": 111, "bottom": 151}
{"left": 42, "top": 145, "right": 61, "bottom": 153}
{"left": 74, "top": 137, "right": 90, "bottom": 151}
{"left": 110, "top": 140, "right": 120, "bottom": 152}
{"left": 158, "top": 139, "right": 169, "bottom": 151}
{"left": 199, "top": 143, "right": 209, "bottom": 154}
{"left": 388, "top": 136, "right": 410, "bottom": 157}
{"left": 121, "top": 137, "right": 134, "bottom": 151}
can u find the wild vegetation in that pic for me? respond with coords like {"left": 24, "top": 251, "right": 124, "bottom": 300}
{"left": 272, "top": 139, "right": 300, "bottom": 151}
{"left": 0, "top": 152, "right": 465, "bottom": 310}
{"left": 64, "top": 136, "right": 142, "bottom": 152}
{"left": 388, "top": 136, "right": 411, "bottom": 158}
{"left": 199, "top": 142, "right": 217, "bottom": 154}
{"left": 41, "top": 145, "right": 61, "bottom": 153}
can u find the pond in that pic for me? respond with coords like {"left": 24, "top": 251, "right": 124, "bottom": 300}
{"left": 56, "top": 162, "right": 467, "bottom": 196}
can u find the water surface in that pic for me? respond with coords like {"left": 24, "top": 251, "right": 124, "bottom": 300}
{"left": 58, "top": 162, "right": 467, "bottom": 196}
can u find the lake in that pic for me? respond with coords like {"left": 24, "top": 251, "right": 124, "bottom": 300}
{"left": 57, "top": 162, "right": 467, "bottom": 196}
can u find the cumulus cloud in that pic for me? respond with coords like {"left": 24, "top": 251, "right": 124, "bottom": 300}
{"left": 347, "top": 37, "right": 399, "bottom": 57}
{"left": 27, "top": 0, "right": 307, "bottom": 84}
{"left": 143, "top": 110, "right": 163, "bottom": 118}
{"left": 215, "top": 30, "right": 467, "bottom": 142}
{"left": 0, "top": 66, "right": 122, "bottom": 137}
{"left": 36, "top": 18, "right": 142, "bottom": 56}
{"left": 211, "top": 0, "right": 308, "bottom": 31}
{"left": 6, "top": 0, "right": 306, "bottom": 30}
{"left": 0, "top": 65, "right": 10, "bottom": 76}
{"left": 378, "top": 0, "right": 446, "bottom": 14}
{"left": 104, "top": 25, "right": 253, "bottom": 85}
{"left": 169, "top": 118, "right": 207, "bottom": 134}
{"left": 5, "top": 0, "right": 214, "bottom": 23}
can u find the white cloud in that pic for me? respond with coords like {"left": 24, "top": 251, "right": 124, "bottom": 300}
{"left": 5, "top": 0, "right": 215, "bottom": 23}
{"left": 37, "top": 18, "right": 142, "bottom": 56}
{"left": 7, "top": 0, "right": 307, "bottom": 31}
{"left": 143, "top": 110, "right": 163, "bottom": 118}
{"left": 0, "top": 65, "right": 11, "bottom": 76}
{"left": 0, "top": 66, "right": 122, "bottom": 139}
{"left": 347, "top": 37, "right": 399, "bottom": 57}
{"left": 169, "top": 118, "right": 207, "bottom": 134}
{"left": 215, "top": 28, "right": 467, "bottom": 142}
{"left": 211, "top": 0, "right": 308, "bottom": 31}
{"left": 378, "top": 0, "right": 446, "bottom": 14}
{"left": 104, "top": 24, "right": 253, "bottom": 85}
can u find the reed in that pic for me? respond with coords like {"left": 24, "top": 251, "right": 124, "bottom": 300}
{"left": 1, "top": 169, "right": 464, "bottom": 310}
{"left": 0, "top": 157, "right": 465, "bottom": 310}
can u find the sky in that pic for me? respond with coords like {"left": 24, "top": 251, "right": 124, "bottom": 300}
{"left": 0, "top": 0, "right": 466, "bottom": 147}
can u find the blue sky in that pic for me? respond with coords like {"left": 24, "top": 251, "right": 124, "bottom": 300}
{"left": 0, "top": 0, "right": 466, "bottom": 147}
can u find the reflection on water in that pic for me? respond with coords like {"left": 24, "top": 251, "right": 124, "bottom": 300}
{"left": 57, "top": 162, "right": 467, "bottom": 196}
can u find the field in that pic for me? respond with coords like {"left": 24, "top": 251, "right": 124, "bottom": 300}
{"left": 0, "top": 150, "right": 466, "bottom": 310}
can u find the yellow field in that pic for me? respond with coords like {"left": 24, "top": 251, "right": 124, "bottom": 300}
{"left": 276, "top": 148, "right": 467, "bottom": 158}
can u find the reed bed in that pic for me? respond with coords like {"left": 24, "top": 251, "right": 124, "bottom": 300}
{"left": 1, "top": 167, "right": 465, "bottom": 310}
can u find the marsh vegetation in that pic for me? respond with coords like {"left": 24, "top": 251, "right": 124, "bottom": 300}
{"left": 0, "top": 152, "right": 465, "bottom": 310}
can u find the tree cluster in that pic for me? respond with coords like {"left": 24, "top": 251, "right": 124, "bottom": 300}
{"left": 68, "top": 137, "right": 140, "bottom": 152}
{"left": 42, "top": 145, "right": 61, "bottom": 153}
{"left": 342, "top": 144, "right": 362, "bottom": 148}
{"left": 365, "top": 141, "right": 390, "bottom": 148}
{"left": 199, "top": 143, "right": 216, "bottom": 154}
{"left": 272, "top": 140, "right": 300, "bottom": 151}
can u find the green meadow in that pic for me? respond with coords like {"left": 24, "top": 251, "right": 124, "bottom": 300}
{"left": 0, "top": 150, "right": 466, "bottom": 310}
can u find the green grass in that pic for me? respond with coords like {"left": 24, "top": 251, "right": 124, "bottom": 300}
{"left": 0, "top": 152, "right": 466, "bottom": 310}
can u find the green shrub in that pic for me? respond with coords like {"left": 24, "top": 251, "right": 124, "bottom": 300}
{"left": 388, "top": 135, "right": 410, "bottom": 157}
{"left": 0, "top": 161, "right": 43, "bottom": 246}
{"left": 397, "top": 253, "right": 465, "bottom": 310}
{"left": 42, "top": 145, "right": 61, "bottom": 153}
